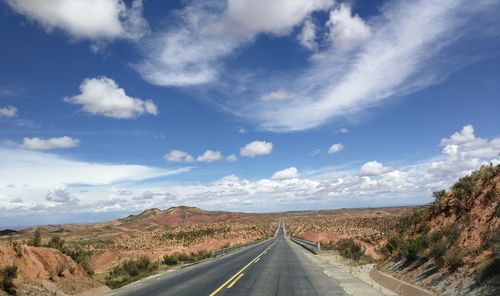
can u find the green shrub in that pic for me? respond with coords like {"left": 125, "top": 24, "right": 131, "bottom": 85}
{"left": 28, "top": 228, "right": 41, "bottom": 247}
{"left": 444, "top": 247, "right": 464, "bottom": 270}
{"left": 474, "top": 256, "right": 500, "bottom": 284}
{"left": 46, "top": 236, "right": 65, "bottom": 250}
{"left": 442, "top": 224, "right": 460, "bottom": 242}
{"left": 105, "top": 256, "right": 158, "bottom": 288}
{"left": 1, "top": 265, "right": 17, "bottom": 294}
{"left": 400, "top": 237, "right": 428, "bottom": 262}
{"left": 336, "top": 239, "right": 363, "bottom": 261}
{"left": 429, "top": 239, "right": 448, "bottom": 266}
{"left": 163, "top": 255, "right": 179, "bottom": 266}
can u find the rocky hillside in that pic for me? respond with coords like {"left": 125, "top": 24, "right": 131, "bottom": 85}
{"left": 379, "top": 164, "right": 500, "bottom": 295}
{"left": 0, "top": 244, "right": 106, "bottom": 295}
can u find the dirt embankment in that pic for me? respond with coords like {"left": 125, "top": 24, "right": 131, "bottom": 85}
{"left": 0, "top": 244, "right": 107, "bottom": 295}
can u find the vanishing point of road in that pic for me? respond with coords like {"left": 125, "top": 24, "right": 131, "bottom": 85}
{"left": 109, "top": 223, "right": 374, "bottom": 296}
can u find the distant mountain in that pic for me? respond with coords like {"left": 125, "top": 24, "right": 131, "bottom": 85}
{"left": 0, "top": 229, "right": 18, "bottom": 236}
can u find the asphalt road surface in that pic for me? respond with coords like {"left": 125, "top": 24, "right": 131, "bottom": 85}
{"left": 110, "top": 223, "right": 347, "bottom": 296}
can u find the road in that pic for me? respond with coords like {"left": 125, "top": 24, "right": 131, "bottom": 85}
{"left": 109, "top": 222, "right": 347, "bottom": 296}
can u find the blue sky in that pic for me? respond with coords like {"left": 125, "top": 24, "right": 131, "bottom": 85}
{"left": 0, "top": 0, "right": 499, "bottom": 226}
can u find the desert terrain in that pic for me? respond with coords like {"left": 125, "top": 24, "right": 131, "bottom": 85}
{"left": 1, "top": 165, "right": 498, "bottom": 295}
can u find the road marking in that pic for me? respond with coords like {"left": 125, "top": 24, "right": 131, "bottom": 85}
{"left": 227, "top": 273, "right": 244, "bottom": 288}
{"left": 254, "top": 257, "right": 260, "bottom": 263}
{"left": 209, "top": 240, "right": 277, "bottom": 296}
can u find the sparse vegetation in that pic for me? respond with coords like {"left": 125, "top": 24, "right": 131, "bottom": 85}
{"left": 336, "top": 239, "right": 365, "bottom": 261}
{"left": 56, "top": 261, "right": 67, "bottom": 277}
{"left": 163, "top": 255, "right": 179, "bottom": 266}
{"left": 1, "top": 265, "right": 18, "bottom": 295}
{"left": 104, "top": 256, "right": 158, "bottom": 289}
{"left": 28, "top": 228, "right": 41, "bottom": 247}
{"left": 12, "top": 241, "right": 22, "bottom": 257}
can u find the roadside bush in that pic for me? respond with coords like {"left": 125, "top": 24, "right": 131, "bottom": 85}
{"left": 28, "top": 228, "right": 41, "bottom": 247}
{"left": 444, "top": 247, "right": 464, "bottom": 271}
{"left": 62, "top": 248, "right": 94, "bottom": 276}
{"left": 429, "top": 239, "right": 448, "bottom": 266}
{"left": 163, "top": 255, "right": 179, "bottom": 266}
{"left": 104, "top": 256, "right": 158, "bottom": 289}
{"left": 474, "top": 255, "right": 500, "bottom": 284}
{"left": 1, "top": 265, "right": 17, "bottom": 295}
{"left": 336, "top": 239, "right": 363, "bottom": 261}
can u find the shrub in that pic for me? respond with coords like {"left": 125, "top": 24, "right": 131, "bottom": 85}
{"left": 474, "top": 256, "right": 500, "bottom": 284}
{"left": 442, "top": 224, "right": 460, "bottom": 242}
{"left": 105, "top": 256, "right": 158, "bottom": 289}
{"left": 12, "top": 242, "right": 22, "bottom": 257}
{"left": 46, "top": 236, "right": 65, "bottom": 250}
{"left": 1, "top": 265, "right": 17, "bottom": 294}
{"left": 429, "top": 239, "right": 448, "bottom": 266}
{"left": 336, "top": 239, "right": 363, "bottom": 261}
{"left": 28, "top": 228, "right": 41, "bottom": 247}
{"left": 444, "top": 247, "right": 464, "bottom": 271}
{"left": 56, "top": 261, "right": 66, "bottom": 277}
{"left": 163, "top": 255, "right": 179, "bottom": 266}
{"left": 400, "top": 237, "right": 428, "bottom": 262}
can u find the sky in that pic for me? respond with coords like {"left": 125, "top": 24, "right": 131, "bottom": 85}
{"left": 0, "top": 0, "right": 499, "bottom": 226}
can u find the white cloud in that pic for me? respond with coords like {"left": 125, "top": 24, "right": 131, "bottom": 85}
{"left": 0, "top": 146, "right": 186, "bottom": 189}
{"left": 0, "top": 106, "right": 17, "bottom": 117}
{"left": 132, "top": 190, "right": 154, "bottom": 200}
{"left": 298, "top": 18, "right": 317, "bottom": 50}
{"left": 328, "top": 143, "right": 343, "bottom": 154}
{"left": 10, "top": 197, "right": 23, "bottom": 203}
{"left": 197, "top": 150, "right": 223, "bottom": 163}
{"left": 272, "top": 167, "right": 300, "bottom": 180}
{"left": 46, "top": 186, "right": 79, "bottom": 203}
{"left": 226, "top": 154, "right": 238, "bottom": 162}
{"left": 327, "top": 4, "right": 371, "bottom": 50}
{"left": 6, "top": 0, "right": 148, "bottom": 42}
{"left": 240, "top": 140, "right": 273, "bottom": 157}
{"left": 136, "top": 0, "right": 334, "bottom": 86}
{"left": 261, "top": 89, "right": 295, "bottom": 101}
{"left": 65, "top": 76, "right": 158, "bottom": 119}
{"left": 22, "top": 136, "right": 80, "bottom": 150}
{"left": 441, "top": 124, "right": 475, "bottom": 145}
{"left": 338, "top": 128, "right": 349, "bottom": 134}
{"left": 359, "top": 161, "right": 392, "bottom": 176}
{"left": 213, "top": 0, "right": 500, "bottom": 131}
{"left": 1, "top": 125, "right": 499, "bottom": 222}
{"left": 238, "top": 128, "right": 248, "bottom": 134}
{"left": 164, "top": 149, "right": 194, "bottom": 163}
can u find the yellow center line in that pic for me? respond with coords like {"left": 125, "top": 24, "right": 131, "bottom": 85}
{"left": 226, "top": 273, "right": 244, "bottom": 289}
{"left": 209, "top": 240, "right": 277, "bottom": 296}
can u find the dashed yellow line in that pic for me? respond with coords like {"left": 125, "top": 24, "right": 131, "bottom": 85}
{"left": 226, "top": 273, "right": 244, "bottom": 288}
{"left": 209, "top": 240, "right": 276, "bottom": 296}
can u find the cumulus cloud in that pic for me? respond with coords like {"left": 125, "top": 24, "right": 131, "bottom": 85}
{"left": 22, "top": 136, "right": 80, "bottom": 150}
{"left": 272, "top": 167, "right": 300, "bottom": 180}
{"left": 136, "top": 0, "right": 334, "bottom": 86}
{"left": 328, "top": 143, "right": 343, "bottom": 154}
{"left": 197, "top": 150, "right": 223, "bottom": 163}
{"left": 226, "top": 154, "right": 238, "bottom": 162}
{"left": 359, "top": 161, "right": 392, "bottom": 176}
{"left": 6, "top": 0, "right": 148, "bottom": 45}
{"left": 0, "top": 106, "right": 17, "bottom": 117}
{"left": 261, "top": 89, "right": 295, "bottom": 101}
{"left": 46, "top": 186, "right": 79, "bottom": 203}
{"left": 65, "top": 76, "right": 157, "bottom": 119}
{"left": 240, "top": 140, "right": 273, "bottom": 157}
{"left": 327, "top": 4, "right": 371, "bottom": 50}
{"left": 164, "top": 149, "right": 194, "bottom": 163}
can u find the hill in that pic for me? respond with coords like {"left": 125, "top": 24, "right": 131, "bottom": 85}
{"left": 379, "top": 164, "right": 500, "bottom": 295}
